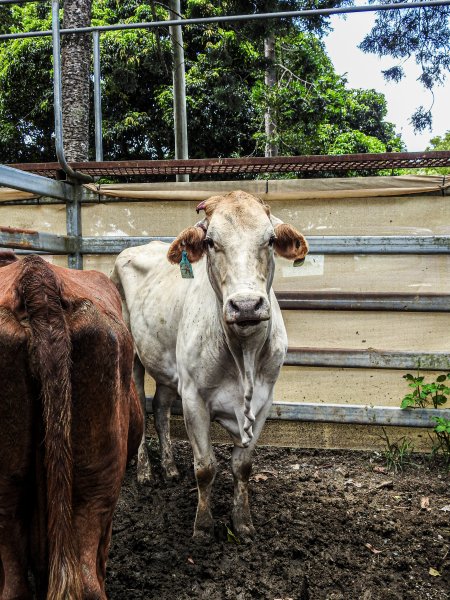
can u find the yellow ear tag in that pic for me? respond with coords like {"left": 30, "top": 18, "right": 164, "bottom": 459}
{"left": 293, "top": 257, "right": 305, "bottom": 267}
{"left": 180, "top": 250, "right": 194, "bottom": 279}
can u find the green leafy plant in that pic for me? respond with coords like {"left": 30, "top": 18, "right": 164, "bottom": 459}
{"left": 380, "top": 427, "right": 414, "bottom": 473}
{"left": 225, "top": 524, "right": 240, "bottom": 545}
{"left": 401, "top": 373, "right": 450, "bottom": 409}
{"left": 401, "top": 372, "right": 450, "bottom": 464}
{"left": 431, "top": 416, "right": 450, "bottom": 465}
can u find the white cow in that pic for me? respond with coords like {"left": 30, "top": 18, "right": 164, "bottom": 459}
{"left": 112, "top": 190, "right": 308, "bottom": 539}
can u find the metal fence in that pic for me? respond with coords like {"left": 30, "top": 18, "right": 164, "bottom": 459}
{"left": 1, "top": 1, "right": 450, "bottom": 434}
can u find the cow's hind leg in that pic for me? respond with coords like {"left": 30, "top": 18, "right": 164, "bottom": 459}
{"left": 153, "top": 384, "right": 179, "bottom": 480}
{"left": 69, "top": 308, "right": 133, "bottom": 598}
{"left": 0, "top": 320, "right": 33, "bottom": 600}
{"left": 183, "top": 398, "right": 216, "bottom": 539}
{"left": 0, "top": 505, "right": 32, "bottom": 600}
{"left": 134, "top": 356, "right": 152, "bottom": 484}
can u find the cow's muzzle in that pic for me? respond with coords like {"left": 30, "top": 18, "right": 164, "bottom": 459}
{"left": 224, "top": 294, "right": 270, "bottom": 326}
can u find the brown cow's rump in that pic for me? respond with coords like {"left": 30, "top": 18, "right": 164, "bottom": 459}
{"left": 0, "top": 254, "right": 143, "bottom": 600}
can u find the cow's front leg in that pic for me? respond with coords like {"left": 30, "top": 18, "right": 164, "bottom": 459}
{"left": 153, "top": 384, "right": 179, "bottom": 480}
{"left": 183, "top": 397, "right": 216, "bottom": 539}
{"left": 231, "top": 445, "right": 255, "bottom": 540}
{"left": 230, "top": 400, "right": 272, "bottom": 540}
{"left": 134, "top": 356, "right": 152, "bottom": 484}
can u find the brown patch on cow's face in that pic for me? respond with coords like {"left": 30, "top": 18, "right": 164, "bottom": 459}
{"left": 167, "top": 226, "right": 206, "bottom": 264}
{"left": 273, "top": 223, "right": 309, "bottom": 261}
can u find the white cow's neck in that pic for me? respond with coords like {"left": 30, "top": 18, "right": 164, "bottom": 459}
{"left": 221, "top": 310, "right": 272, "bottom": 447}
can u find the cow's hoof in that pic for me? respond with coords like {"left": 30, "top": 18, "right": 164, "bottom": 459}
{"left": 162, "top": 462, "right": 180, "bottom": 481}
{"left": 137, "top": 447, "right": 153, "bottom": 484}
{"left": 137, "top": 472, "right": 152, "bottom": 485}
{"left": 192, "top": 527, "right": 214, "bottom": 542}
{"left": 193, "top": 515, "right": 214, "bottom": 541}
{"left": 137, "top": 463, "right": 153, "bottom": 485}
{"left": 232, "top": 520, "right": 255, "bottom": 542}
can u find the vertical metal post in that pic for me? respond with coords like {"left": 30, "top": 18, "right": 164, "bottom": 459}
{"left": 66, "top": 185, "right": 83, "bottom": 269}
{"left": 168, "top": 0, "right": 189, "bottom": 182}
{"left": 93, "top": 30, "right": 104, "bottom": 162}
{"left": 264, "top": 34, "right": 278, "bottom": 157}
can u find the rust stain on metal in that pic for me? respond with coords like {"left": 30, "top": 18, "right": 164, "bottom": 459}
{"left": 10, "top": 151, "right": 450, "bottom": 178}
{"left": 0, "top": 225, "right": 38, "bottom": 235}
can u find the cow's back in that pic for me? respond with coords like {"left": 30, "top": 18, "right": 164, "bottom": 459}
{"left": 113, "top": 241, "right": 213, "bottom": 388}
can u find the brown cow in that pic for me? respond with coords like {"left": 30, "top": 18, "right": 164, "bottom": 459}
{"left": 0, "top": 251, "right": 143, "bottom": 600}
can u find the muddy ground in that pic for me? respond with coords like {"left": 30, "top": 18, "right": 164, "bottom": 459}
{"left": 107, "top": 440, "right": 449, "bottom": 600}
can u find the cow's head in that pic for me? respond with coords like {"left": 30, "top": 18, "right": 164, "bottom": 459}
{"left": 168, "top": 191, "right": 308, "bottom": 331}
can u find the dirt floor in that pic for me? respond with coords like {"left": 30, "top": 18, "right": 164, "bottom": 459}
{"left": 107, "top": 440, "right": 449, "bottom": 600}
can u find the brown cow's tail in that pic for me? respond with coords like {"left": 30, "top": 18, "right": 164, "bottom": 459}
{"left": 20, "top": 255, "right": 82, "bottom": 600}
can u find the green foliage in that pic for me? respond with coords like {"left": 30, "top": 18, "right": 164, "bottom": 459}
{"left": 0, "top": 0, "right": 402, "bottom": 165}
{"left": 225, "top": 523, "right": 240, "bottom": 544}
{"left": 401, "top": 372, "right": 450, "bottom": 410}
{"left": 360, "top": 2, "right": 450, "bottom": 132}
{"left": 380, "top": 427, "right": 414, "bottom": 473}
{"left": 432, "top": 416, "right": 450, "bottom": 465}
{"left": 421, "top": 131, "right": 450, "bottom": 175}
{"left": 400, "top": 372, "right": 450, "bottom": 465}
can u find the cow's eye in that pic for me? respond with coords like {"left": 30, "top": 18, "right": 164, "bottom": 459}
{"left": 268, "top": 235, "right": 276, "bottom": 247}
{"left": 205, "top": 237, "right": 214, "bottom": 249}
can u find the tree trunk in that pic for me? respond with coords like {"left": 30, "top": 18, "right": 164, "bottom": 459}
{"left": 61, "top": 0, "right": 92, "bottom": 162}
{"left": 264, "top": 33, "right": 278, "bottom": 158}
{"left": 169, "top": 0, "right": 189, "bottom": 182}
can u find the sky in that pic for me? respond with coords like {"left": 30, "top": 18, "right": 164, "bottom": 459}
{"left": 323, "top": 10, "right": 449, "bottom": 151}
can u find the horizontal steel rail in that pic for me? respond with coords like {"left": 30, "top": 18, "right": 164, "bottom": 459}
{"left": 79, "top": 235, "right": 450, "bottom": 255}
{"left": 80, "top": 236, "right": 173, "bottom": 253}
{"left": 3, "top": 234, "right": 449, "bottom": 261}
{"left": 0, "top": 227, "right": 76, "bottom": 253}
{"left": 0, "top": 164, "right": 74, "bottom": 202}
{"left": 145, "top": 397, "right": 449, "bottom": 428}
{"left": 277, "top": 291, "right": 450, "bottom": 312}
{"left": 285, "top": 348, "right": 450, "bottom": 370}
{"left": 2, "top": 1, "right": 450, "bottom": 41}
{"left": 0, "top": 0, "right": 48, "bottom": 4}
{"left": 310, "top": 236, "right": 450, "bottom": 254}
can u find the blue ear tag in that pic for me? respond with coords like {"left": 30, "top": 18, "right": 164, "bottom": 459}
{"left": 180, "top": 250, "right": 194, "bottom": 279}
{"left": 293, "top": 257, "right": 305, "bottom": 267}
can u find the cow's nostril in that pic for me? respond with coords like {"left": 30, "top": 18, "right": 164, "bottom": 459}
{"left": 229, "top": 299, "right": 240, "bottom": 313}
{"left": 254, "top": 297, "right": 263, "bottom": 312}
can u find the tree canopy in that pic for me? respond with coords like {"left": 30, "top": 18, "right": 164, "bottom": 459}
{"left": 420, "top": 130, "right": 450, "bottom": 175}
{"left": 360, "top": 0, "right": 450, "bottom": 132}
{"left": 0, "top": 0, "right": 403, "bottom": 166}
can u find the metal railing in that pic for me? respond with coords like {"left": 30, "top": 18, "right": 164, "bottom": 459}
{"left": 1, "top": 1, "right": 449, "bottom": 430}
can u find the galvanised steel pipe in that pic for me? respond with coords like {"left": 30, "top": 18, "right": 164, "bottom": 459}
{"left": 92, "top": 30, "right": 103, "bottom": 163}
{"left": 78, "top": 235, "right": 450, "bottom": 254}
{"left": 1, "top": 1, "right": 450, "bottom": 41}
{"left": 145, "top": 397, "right": 450, "bottom": 428}
{"left": 0, "top": 163, "right": 74, "bottom": 201}
{"left": 0, "top": 0, "right": 46, "bottom": 4}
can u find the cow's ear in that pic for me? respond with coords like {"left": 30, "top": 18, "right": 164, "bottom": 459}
{"left": 0, "top": 250, "right": 18, "bottom": 268}
{"left": 273, "top": 223, "right": 309, "bottom": 261}
{"left": 167, "top": 226, "right": 206, "bottom": 264}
